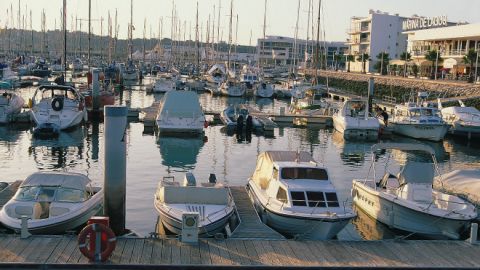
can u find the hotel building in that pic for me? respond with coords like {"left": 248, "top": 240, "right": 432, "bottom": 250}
{"left": 256, "top": 36, "right": 347, "bottom": 68}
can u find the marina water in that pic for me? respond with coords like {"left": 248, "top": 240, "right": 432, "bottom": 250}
{"left": 1, "top": 86, "right": 479, "bottom": 239}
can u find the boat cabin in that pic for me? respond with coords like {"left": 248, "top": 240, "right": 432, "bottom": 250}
{"left": 393, "top": 104, "right": 443, "bottom": 123}
{"left": 341, "top": 100, "right": 367, "bottom": 118}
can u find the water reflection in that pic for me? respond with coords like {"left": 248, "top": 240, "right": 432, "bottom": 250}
{"left": 352, "top": 205, "right": 398, "bottom": 240}
{"left": 332, "top": 130, "right": 375, "bottom": 166}
{"left": 157, "top": 135, "right": 205, "bottom": 172}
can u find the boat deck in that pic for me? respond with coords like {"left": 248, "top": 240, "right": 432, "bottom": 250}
{"left": 0, "top": 235, "right": 480, "bottom": 269}
{"left": 229, "top": 187, "right": 284, "bottom": 240}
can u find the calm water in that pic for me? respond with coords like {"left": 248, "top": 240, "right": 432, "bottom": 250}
{"left": 2, "top": 85, "right": 480, "bottom": 239}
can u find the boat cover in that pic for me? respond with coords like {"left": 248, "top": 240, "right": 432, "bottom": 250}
{"left": 159, "top": 91, "right": 204, "bottom": 118}
{"left": 21, "top": 172, "right": 91, "bottom": 191}
{"left": 433, "top": 169, "right": 480, "bottom": 205}
{"left": 398, "top": 161, "right": 434, "bottom": 185}
{"left": 251, "top": 151, "right": 315, "bottom": 189}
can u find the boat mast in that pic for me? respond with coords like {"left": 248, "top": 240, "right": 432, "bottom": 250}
{"left": 227, "top": 0, "right": 233, "bottom": 76}
{"left": 262, "top": 0, "right": 267, "bottom": 68}
{"left": 88, "top": 0, "right": 91, "bottom": 70}
{"left": 292, "top": 0, "right": 301, "bottom": 78}
{"left": 63, "top": 0, "right": 67, "bottom": 78}
{"left": 217, "top": 0, "right": 221, "bottom": 63}
{"left": 30, "top": 10, "right": 33, "bottom": 56}
{"left": 211, "top": 5, "right": 215, "bottom": 64}
{"left": 305, "top": 0, "right": 311, "bottom": 69}
{"left": 314, "top": 0, "right": 321, "bottom": 85}
{"left": 195, "top": 1, "right": 200, "bottom": 74}
{"left": 143, "top": 18, "right": 146, "bottom": 63}
{"left": 128, "top": 0, "right": 133, "bottom": 61}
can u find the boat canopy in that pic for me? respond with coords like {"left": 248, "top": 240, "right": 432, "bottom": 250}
{"left": 398, "top": 162, "right": 434, "bottom": 185}
{"left": 21, "top": 172, "right": 91, "bottom": 191}
{"left": 251, "top": 151, "right": 315, "bottom": 189}
{"left": 371, "top": 143, "right": 435, "bottom": 155}
{"left": 159, "top": 91, "right": 203, "bottom": 118}
{"left": 434, "top": 169, "right": 480, "bottom": 205}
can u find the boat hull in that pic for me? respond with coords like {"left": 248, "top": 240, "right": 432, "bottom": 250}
{"left": 390, "top": 123, "right": 449, "bottom": 141}
{"left": 352, "top": 181, "right": 471, "bottom": 239}
{"left": 333, "top": 116, "right": 379, "bottom": 140}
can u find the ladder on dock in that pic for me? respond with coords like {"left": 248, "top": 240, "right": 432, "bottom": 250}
{"left": 229, "top": 186, "right": 284, "bottom": 240}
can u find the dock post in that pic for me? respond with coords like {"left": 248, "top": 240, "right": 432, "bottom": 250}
{"left": 103, "top": 105, "right": 128, "bottom": 236}
{"left": 470, "top": 223, "right": 478, "bottom": 244}
{"left": 367, "top": 77, "right": 374, "bottom": 114}
{"left": 20, "top": 216, "right": 31, "bottom": 239}
{"left": 92, "top": 68, "right": 100, "bottom": 112}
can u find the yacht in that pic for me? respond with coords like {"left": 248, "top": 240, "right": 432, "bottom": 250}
{"left": 154, "top": 173, "right": 236, "bottom": 237}
{"left": 156, "top": 90, "right": 206, "bottom": 134}
{"left": 438, "top": 99, "right": 480, "bottom": 138}
{"left": 352, "top": 143, "right": 477, "bottom": 239}
{"left": 0, "top": 92, "right": 25, "bottom": 124}
{"left": 332, "top": 99, "right": 380, "bottom": 140}
{"left": 0, "top": 171, "right": 103, "bottom": 234}
{"left": 29, "top": 85, "right": 87, "bottom": 131}
{"left": 254, "top": 82, "right": 275, "bottom": 98}
{"left": 219, "top": 80, "right": 246, "bottom": 97}
{"left": 247, "top": 151, "right": 356, "bottom": 240}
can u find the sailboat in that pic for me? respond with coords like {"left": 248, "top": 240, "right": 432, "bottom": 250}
{"left": 122, "top": 0, "right": 138, "bottom": 82}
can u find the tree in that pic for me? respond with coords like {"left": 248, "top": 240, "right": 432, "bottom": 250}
{"left": 356, "top": 53, "right": 370, "bottom": 74}
{"left": 412, "top": 64, "right": 419, "bottom": 77}
{"left": 374, "top": 52, "right": 390, "bottom": 75}
{"left": 346, "top": 54, "right": 354, "bottom": 72}
{"left": 463, "top": 48, "right": 478, "bottom": 83}
{"left": 333, "top": 53, "right": 344, "bottom": 71}
{"left": 400, "top": 52, "right": 412, "bottom": 77}
{"left": 424, "top": 49, "right": 443, "bottom": 79}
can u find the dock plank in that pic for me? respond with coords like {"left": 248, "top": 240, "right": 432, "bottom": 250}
{"left": 198, "top": 239, "right": 212, "bottom": 265}
{"left": 129, "top": 239, "right": 145, "bottom": 264}
{"left": 109, "top": 238, "right": 127, "bottom": 264}
{"left": 139, "top": 238, "right": 154, "bottom": 264}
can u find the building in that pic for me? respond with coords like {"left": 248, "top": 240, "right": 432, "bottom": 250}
{"left": 256, "top": 36, "right": 347, "bottom": 68}
{"left": 346, "top": 10, "right": 409, "bottom": 73}
{"left": 405, "top": 23, "right": 480, "bottom": 80}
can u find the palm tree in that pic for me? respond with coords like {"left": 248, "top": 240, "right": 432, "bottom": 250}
{"left": 374, "top": 52, "right": 390, "bottom": 75}
{"left": 463, "top": 48, "right": 478, "bottom": 83}
{"left": 346, "top": 54, "right": 354, "bottom": 72}
{"left": 400, "top": 52, "right": 412, "bottom": 77}
{"left": 333, "top": 53, "right": 344, "bottom": 71}
{"left": 424, "top": 49, "right": 442, "bottom": 79}
{"left": 356, "top": 53, "right": 370, "bottom": 74}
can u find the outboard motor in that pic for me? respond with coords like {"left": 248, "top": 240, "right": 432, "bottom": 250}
{"left": 183, "top": 172, "right": 197, "bottom": 187}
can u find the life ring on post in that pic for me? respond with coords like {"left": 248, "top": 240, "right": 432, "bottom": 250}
{"left": 51, "top": 97, "right": 64, "bottom": 111}
{"left": 78, "top": 223, "right": 116, "bottom": 262}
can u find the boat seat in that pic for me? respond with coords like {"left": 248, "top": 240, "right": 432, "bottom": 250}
{"left": 49, "top": 206, "right": 69, "bottom": 217}
{"left": 159, "top": 186, "right": 229, "bottom": 205}
{"left": 14, "top": 206, "right": 33, "bottom": 218}
{"left": 32, "top": 202, "right": 50, "bottom": 220}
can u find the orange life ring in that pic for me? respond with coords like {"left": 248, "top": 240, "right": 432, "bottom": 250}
{"left": 78, "top": 223, "right": 116, "bottom": 262}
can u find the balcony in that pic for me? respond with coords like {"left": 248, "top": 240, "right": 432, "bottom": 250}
{"left": 411, "top": 49, "right": 470, "bottom": 57}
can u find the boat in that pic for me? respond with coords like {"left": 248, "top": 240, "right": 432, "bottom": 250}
{"left": 332, "top": 99, "right": 380, "bottom": 140}
{"left": 433, "top": 169, "right": 480, "bottom": 211}
{"left": 254, "top": 82, "right": 274, "bottom": 98}
{"left": 122, "top": 61, "right": 138, "bottom": 81}
{"left": 29, "top": 85, "right": 87, "bottom": 131}
{"left": 154, "top": 173, "right": 236, "bottom": 237}
{"left": 352, "top": 143, "right": 477, "bottom": 239}
{"left": 31, "top": 58, "right": 51, "bottom": 78}
{"left": 220, "top": 104, "right": 262, "bottom": 131}
{"left": 0, "top": 171, "right": 103, "bottom": 234}
{"left": 389, "top": 93, "right": 449, "bottom": 141}
{"left": 219, "top": 80, "right": 246, "bottom": 97}
{"left": 247, "top": 151, "right": 356, "bottom": 240}
{"left": 0, "top": 92, "right": 25, "bottom": 124}
{"left": 438, "top": 99, "right": 480, "bottom": 139}
{"left": 156, "top": 90, "right": 206, "bottom": 134}
{"left": 152, "top": 77, "right": 175, "bottom": 93}
{"left": 68, "top": 58, "right": 83, "bottom": 71}
{"left": 290, "top": 86, "right": 328, "bottom": 113}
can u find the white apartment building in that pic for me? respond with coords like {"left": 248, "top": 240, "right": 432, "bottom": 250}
{"left": 347, "top": 10, "right": 408, "bottom": 73}
{"left": 256, "top": 36, "right": 347, "bottom": 68}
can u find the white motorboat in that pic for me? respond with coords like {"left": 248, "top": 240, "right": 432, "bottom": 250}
{"left": 30, "top": 85, "right": 87, "bottom": 131}
{"left": 247, "top": 151, "right": 356, "bottom": 240}
{"left": 254, "top": 82, "right": 274, "bottom": 98}
{"left": 352, "top": 143, "right": 477, "bottom": 239}
{"left": 205, "top": 64, "right": 226, "bottom": 84}
{"left": 220, "top": 104, "right": 262, "bottom": 131}
{"left": 439, "top": 99, "right": 480, "bottom": 138}
{"left": 156, "top": 90, "right": 206, "bottom": 134}
{"left": 219, "top": 80, "right": 246, "bottom": 97}
{"left": 332, "top": 99, "right": 380, "bottom": 140}
{"left": 154, "top": 173, "right": 236, "bottom": 237}
{"left": 0, "top": 92, "right": 25, "bottom": 124}
{"left": 152, "top": 77, "right": 175, "bottom": 93}
{"left": 0, "top": 171, "right": 103, "bottom": 234}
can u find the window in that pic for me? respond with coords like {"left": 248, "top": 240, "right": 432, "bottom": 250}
{"left": 290, "top": 191, "right": 307, "bottom": 206}
{"left": 276, "top": 187, "right": 288, "bottom": 203}
{"left": 56, "top": 188, "right": 87, "bottom": 203}
{"left": 37, "top": 187, "right": 56, "bottom": 202}
{"left": 281, "top": 168, "right": 328, "bottom": 180}
{"left": 15, "top": 186, "right": 40, "bottom": 201}
{"left": 325, "top": 192, "right": 340, "bottom": 207}
{"left": 306, "top": 192, "right": 326, "bottom": 207}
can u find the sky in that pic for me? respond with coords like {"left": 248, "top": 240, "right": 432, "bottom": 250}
{"left": 1, "top": 0, "right": 479, "bottom": 46}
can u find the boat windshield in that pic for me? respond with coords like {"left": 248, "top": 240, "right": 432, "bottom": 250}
{"left": 281, "top": 168, "right": 328, "bottom": 180}
{"left": 15, "top": 186, "right": 88, "bottom": 203}
{"left": 409, "top": 108, "right": 440, "bottom": 117}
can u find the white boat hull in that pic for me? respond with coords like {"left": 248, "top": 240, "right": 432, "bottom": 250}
{"left": 352, "top": 181, "right": 470, "bottom": 239}
{"left": 220, "top": 85, "right": 245, "bottom": 97}
{"left": 31, "top": 108, "right": 86, "bottom": 130}
{"left": 391, "top": 123, "right": 449, "bottom": 141}
{"left": 333, "top": 115, "right": 379, "bottom": 140}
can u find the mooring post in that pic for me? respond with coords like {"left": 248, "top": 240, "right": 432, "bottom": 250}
{"left": 92, "top": 68, "right": 100, "bottom": 112}
{"left": 470, "top": 223, "right": 478, "bottom": 244}
{"left": 104, "top": 105, "right": 128, "bottom": 236}
{"left": 367, "top": 77, "right": 374, "bottom": 116}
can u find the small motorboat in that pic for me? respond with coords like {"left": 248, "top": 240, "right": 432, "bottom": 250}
{"left": 352, "top": 143, "right": 477, "bottom": 239}
{"left": 154, "top": 173, "right": 236, "bottom": 237}
{"left": 0, "top": 171, "right": 103, "bottom": 234}
{"left": 29, "top": 85, "right": 87, "bottom": 130}
{"left": 254, "top": 82, "right": 274, "bottom": 98}
{"left": 332, "top": 99, "right": 380, "bottom": 140}
{"left": 220, "top": 104, "right": 262, "bottom": 131}
{"left": 247, "top": 151, "right": 356, "bottom": 240}
{"left": 0, "top": 92, "right": 25, "bottom": 124}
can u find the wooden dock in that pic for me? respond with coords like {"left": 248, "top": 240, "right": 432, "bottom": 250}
{"left": 0, "top": 234, "right": 479, "bottom": 268}
{"left": 229, "top": 187, "right": 284, "bottom": 240}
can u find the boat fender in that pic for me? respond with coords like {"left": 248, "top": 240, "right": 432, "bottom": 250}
{"left": 78, "top": 223, "right": 116, "bottom": 262}
{"left": 51, "top": 97, "right": 64, "bottom": 111}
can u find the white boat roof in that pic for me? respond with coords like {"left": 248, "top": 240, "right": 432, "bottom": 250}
{"left": 263, "top": 151, "right": 315, "bottom": 163}
{"left": 274, "top": 161, "right": 317, "bottom": 169}
{"left": 443, "top": 106, "right": 480, "bottom": 114}
{"left": 160, "top": 91, "right": 203, "bottom": 118}
{"left": 371, "top": 143, "right": 435, "bottom": 155}
{"left": 434, "top": 169, "right": 480, "bottom": 205}
{"left": 21, "top": 171, "right": 91, "bottom": 190}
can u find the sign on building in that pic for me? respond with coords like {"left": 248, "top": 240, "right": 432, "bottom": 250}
{"left": 402, "top": 16, "right": 448, "bottom": 31}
